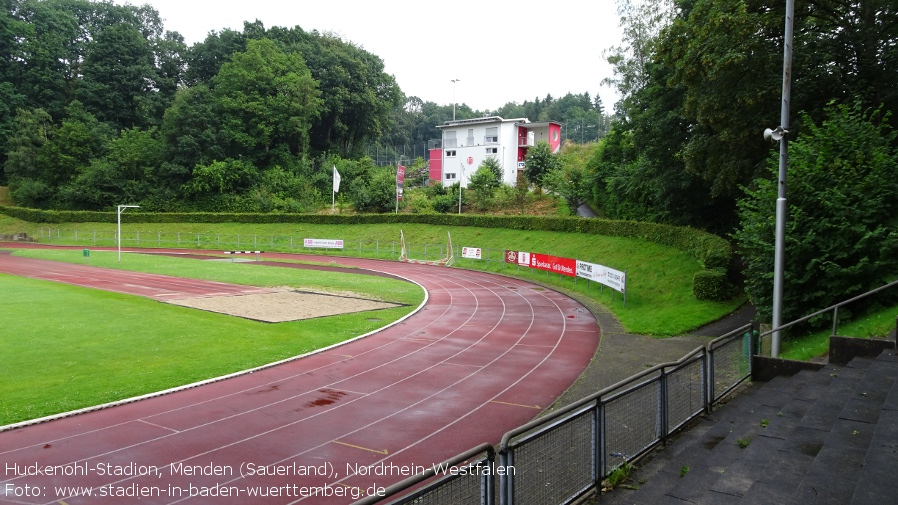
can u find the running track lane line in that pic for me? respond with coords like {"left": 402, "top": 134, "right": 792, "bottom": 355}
{"left": 0, "top": 246, "right": 599, "bottom": 505}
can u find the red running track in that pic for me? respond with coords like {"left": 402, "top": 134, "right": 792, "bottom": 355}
{"left": 0, "top": 245, "right": 599, "bottom": 504}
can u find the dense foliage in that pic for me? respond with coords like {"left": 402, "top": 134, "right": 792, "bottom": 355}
{"left": 593, "top": 0, "right": 898, "bottom": 235}
{"left": 0, "top": 0, "right": 405, "bottom": 211}
{"left": 735, "top": 104, "right": 898, "bottom": 325}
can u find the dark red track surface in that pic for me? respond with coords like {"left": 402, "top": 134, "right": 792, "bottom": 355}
{"left": 0, "top": 245, "right": 599, "bottom": 504}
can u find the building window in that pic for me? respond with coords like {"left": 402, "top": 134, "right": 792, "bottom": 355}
{"left": 466, "top": 128, "right": 475, "bottom": 146}
{"left": 446, "top": 150, "right": 456, "bottom": 157}
{"left": 445, "top": 173, "right": 457, "bottom": 180}
{"left": 486, "top": 147, "right": 498, "bottom": 154}
{"left": 444, "top": 130, "right": 457, "bottom": 148}
{"left": 485, "top": 127, "right": 498, "bottom": 143}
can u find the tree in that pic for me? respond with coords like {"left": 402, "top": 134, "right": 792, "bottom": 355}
{"left": 735, "top": 104, "right": 898, "bottom": 326}
{"left": 523, "top": 140, "right": 559, "bottom": 188}
{"left": 283, "top": 29, "right": 403, "bottom": 156}
{"left": 211, "top": 38, "right": 321, "bottom": 166}
{"left": 350, "top": 167, "right": 395, "bottom": 212}
{"left": 603, "top": 0, "right": 674, "bottom": 106}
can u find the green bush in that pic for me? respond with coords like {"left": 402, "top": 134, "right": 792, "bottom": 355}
{"left": 693, "top": 268, "right": 730, "bottom": 301}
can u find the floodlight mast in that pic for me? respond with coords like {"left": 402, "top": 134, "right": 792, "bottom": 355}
{"left": 771, "top": 0, "right": 795, "bottom": 358}
{"left": 117, "top": 205, "right": 139, "bottom": 262}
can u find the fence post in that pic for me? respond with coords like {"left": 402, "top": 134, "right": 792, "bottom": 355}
{"left": 93, "top": 230, "right": 96, "bottom": 244}
{"left": 136, "top": 230, "right": 140, "bottom": 245}
{"left": 597, "top": 400, "right": 607, "bottom": 493}
{"left": 197, "top": 233, "right": 200, "bottom": 247}
{"left": 660, "top": 370, "right": 670, "bottom": 444}
{"left": 177, "top": 232, "right": 181, "bottom": 247}
{"left": 499, "top": 450, "right": 514, "bottom": 505}
{"left": 706, "top": 347, "right": 715, "bottom": 413}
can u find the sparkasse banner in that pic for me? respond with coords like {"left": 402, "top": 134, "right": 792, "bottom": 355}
{"left": 529, "top": 253, "right": 577, "bottom": 277}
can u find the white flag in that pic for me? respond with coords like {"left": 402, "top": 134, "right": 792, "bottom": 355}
{"left": 333, "top": 165, "right": 341, "bottom": 193}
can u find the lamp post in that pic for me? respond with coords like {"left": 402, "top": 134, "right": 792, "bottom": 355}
{"left": 451, "top": 79, "right": 460, "bottom": 120}
{"left": 117, "top": 205, "right": 139, "bottom": 262}
{"left": 769, "top": 0, "right": 795, "bottom": 358}
{"left": 458, "top": 162, "right": 463, "bottom": 214}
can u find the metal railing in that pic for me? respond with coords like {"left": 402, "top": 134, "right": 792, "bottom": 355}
{"left": 759, "top": 278, "right": 898, "bottom": 343}
{"left": 353, "top": 325, "right": 755, "bottom": 505}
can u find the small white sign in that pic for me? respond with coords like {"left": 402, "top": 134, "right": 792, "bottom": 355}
{"left": 462, "top": 247, "right": 482, "bottom": 260}
{"left": 304, "top": 238, "right": 344, "bottom": 249}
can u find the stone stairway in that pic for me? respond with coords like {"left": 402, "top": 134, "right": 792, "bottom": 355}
{"left": 600, "top": 349, "right": 898, "bottom": 505}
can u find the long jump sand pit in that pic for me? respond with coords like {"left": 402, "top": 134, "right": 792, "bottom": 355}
{"left": 166, "top": 289, "right": 403, "bottom": 322}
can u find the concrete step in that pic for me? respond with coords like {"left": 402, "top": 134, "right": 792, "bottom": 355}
{"left": 599, "top": 350, "right": 898, "bottom": 505}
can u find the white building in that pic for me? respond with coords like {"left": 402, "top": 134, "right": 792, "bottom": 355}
{"left": 428, "top": 116, "right": 563, "bottom": 187}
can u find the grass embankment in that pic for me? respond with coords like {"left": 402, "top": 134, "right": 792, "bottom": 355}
{"left": 0, "top": 214, "right": 746, "bottom": 336}
{"left": 0, "top": 249, "right": 422, "bottom": 426}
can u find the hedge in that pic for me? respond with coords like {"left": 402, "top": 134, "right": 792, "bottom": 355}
{"left": 0, "top": 205, "right": 731, "bottom": 274}
{"left": 693, "top": 268, "right": 731, "bottom": 301}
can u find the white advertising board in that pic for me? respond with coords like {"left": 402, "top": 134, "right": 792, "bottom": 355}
{"left": 461, "top": 247, "right": 482, "bottom": 259}
{"left": 576, "top": 260, "right": 626, "bottom": 294}
{"left": 304, "top": 238, "right": 344, "bottom": 249}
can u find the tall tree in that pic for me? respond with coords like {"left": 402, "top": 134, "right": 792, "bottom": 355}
{"left": 211, "top": 38, "right": 321, "bottom": 166}
{"left": 77, "top": 22, "right": 155, "bottom": 129}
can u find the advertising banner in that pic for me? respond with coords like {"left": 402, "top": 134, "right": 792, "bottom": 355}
{"left": 461, "top": 247, "right": 482, "bottom": 260}
{"left": 576, "top": 260, "right": 626, "bottom": 293}
{"left": 504, "top": 250, "right": 531, "bottom": 267}
{"left": 602, "top": 266, "right": 626, "bottom": 293}
{"left": 304, "top": 238, "right": 344, "bottom": 249}
{"left": 529, "top": 253, "right": 577, "bottom": 277}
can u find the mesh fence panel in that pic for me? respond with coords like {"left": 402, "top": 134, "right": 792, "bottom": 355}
{"left": 394, "top": 459, "right": 492, "bottom": 505}
{"left": 603, "top": 378, "right": 660, "bottom": 474}
{"left": 711, "top": 333, "right": 751, "bottom": 401}
{"left": 509, "top": 409, "right": 595, "bottom": 505}
{"left": 666, "top": 358, "right": 705, "bottom": 432}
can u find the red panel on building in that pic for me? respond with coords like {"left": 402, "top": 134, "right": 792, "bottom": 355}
{"left": 428, "top": 148, "right": 443, "bottom": 184}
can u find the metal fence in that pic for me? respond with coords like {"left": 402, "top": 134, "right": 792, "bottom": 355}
{"left": 355, "top": 325, "right": 756, "bottom": 505}
{"left": 35, "top": 228, "right": 627, "bottom": 301}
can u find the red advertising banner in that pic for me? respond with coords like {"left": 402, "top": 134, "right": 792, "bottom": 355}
{"left": 504, "top": 250, "right": 531, "bottom": 266}
{"left": 529, "top": 253, "right": 577, "bottom": 277}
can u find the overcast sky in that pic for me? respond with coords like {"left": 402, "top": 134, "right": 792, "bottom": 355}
{"left": 120, "top": 0, "right": 624, "bottom": 112}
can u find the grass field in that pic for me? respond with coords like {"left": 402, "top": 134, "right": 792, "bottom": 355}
{"left": 0, "top": 249, "right": 422, "bottom": 426}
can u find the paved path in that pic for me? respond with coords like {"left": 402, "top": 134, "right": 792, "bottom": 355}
{"left": 0, "top": 246, "right": 599, "bottom": 504}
